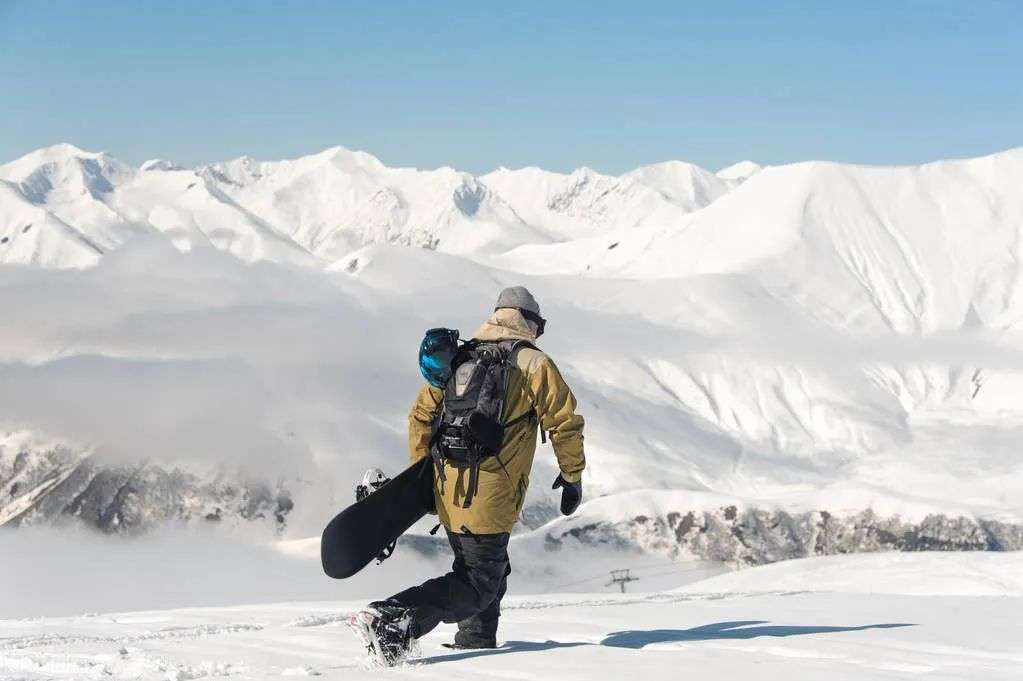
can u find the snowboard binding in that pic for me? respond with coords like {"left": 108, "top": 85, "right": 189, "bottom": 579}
{"left": 347, "top": 602, "right": 418, "bottom": 667}
{"left": 355, "top": 468, "right": 398, "bottom": 563}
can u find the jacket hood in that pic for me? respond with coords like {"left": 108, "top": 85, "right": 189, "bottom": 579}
{"left": 472, "top": 308, "right": 537, "bottom": 342}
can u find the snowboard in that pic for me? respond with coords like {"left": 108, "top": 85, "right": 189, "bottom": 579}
{"left": 321, "top": 456, "right": 435, "bottom": 579}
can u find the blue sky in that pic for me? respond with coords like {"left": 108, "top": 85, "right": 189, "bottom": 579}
{"left": 1, "top": 1, "right": 1020, "bottom": 173}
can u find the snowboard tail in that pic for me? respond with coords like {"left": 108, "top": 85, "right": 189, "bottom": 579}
{"left": 321, "top": 456, "right": 434, "bottom": 579}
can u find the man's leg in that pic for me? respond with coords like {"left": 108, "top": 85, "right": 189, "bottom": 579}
{"left": 385, "top": 530, "right": 509, "bottom": 639}
{"left": 455, "top": 558, "right": 510, "bottom": 647}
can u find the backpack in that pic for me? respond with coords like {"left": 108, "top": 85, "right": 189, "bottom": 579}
{"left": 425, "top": 334, "right": 536, "bottom": 508}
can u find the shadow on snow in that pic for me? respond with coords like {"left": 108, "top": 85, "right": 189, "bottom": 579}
{"left": 422, "top": 620, "right": 916, "bottom": 663}
{"left": 421, "top": 640, "right": 590, "bottom": 664}
{"left": 601, "top": 620, "right": 917, "bottom": 648}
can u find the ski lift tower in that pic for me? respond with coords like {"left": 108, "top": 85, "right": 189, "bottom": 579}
{"left": 607, "top": 569, "right": 640, "bottom": 593}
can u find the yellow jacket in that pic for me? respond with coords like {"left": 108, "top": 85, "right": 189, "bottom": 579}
{"left": 408, "top": 308, "right": 585, "bottom": 534}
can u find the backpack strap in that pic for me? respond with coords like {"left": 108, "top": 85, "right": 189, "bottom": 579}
{"left": 462, "top": 454, "right": 481, "bottom": 508}
{"left": 427, "top": 411, "right": 448, "bottom": 494}
{"left": 503, "top": 408, "right": 535, "bottom": 429}
{"left": 500, "top": 338, "right": 539, "bottom": 428}
{"left": 502, "top": 339, "right": 537, "bottom": 355}
{"left": 429, "top": 444, "right": 447, "bottom": 495}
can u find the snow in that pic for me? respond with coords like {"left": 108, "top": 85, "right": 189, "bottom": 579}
{"left": 716, "top": 159, "right": 762, "bottom": 181}
{"left": 2, "top": 553, "right": 1021, "bottom": 680}
{"left": 3, "top": 143, "right": 1023, "bottom": 635}
{"left": 140, "top": 160, "right": 184, "bottom": 172}
{"left": 0, "top": 523, "right": 714, "bottom": 619}
{"left": 4, "top": 141, "right": 1023, "bottom": 545}
{"left": 679, "top": 551, "right": 1023, "bottom": 596}
{"left": 0, "top": 144, "right": 745, "bottom": 270}
{"left": 622, "top": 160, "right": 732, "bottom": 210}
{"left": 3, "top": 234, "right": 1021, "bottom": 539}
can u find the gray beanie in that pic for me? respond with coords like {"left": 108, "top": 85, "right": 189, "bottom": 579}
{"left": 495, "top": 286, "right": 540, "bottom": 316}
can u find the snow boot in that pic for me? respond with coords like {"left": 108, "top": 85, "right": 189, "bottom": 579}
{"left": 447, "top": 629, "right": 497, "bottom": 649}
{"left": 347, "top": 601, "right": 416, "bottom": 667}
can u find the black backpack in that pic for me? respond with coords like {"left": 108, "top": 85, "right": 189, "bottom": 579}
{"left": 428, "top": 338, "right": 536, "bottom": 508}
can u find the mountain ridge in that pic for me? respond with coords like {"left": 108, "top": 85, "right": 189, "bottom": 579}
{"left": 0, "top": 143, "right": 748, "bottom": 268}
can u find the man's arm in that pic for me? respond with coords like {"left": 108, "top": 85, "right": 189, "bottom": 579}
{"left": 529, "top": 356, "right": 585, "bottom": 482}
{"left": 408, "top": 383, "right": 444, "bottom": 464}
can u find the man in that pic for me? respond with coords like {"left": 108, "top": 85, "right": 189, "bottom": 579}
{"left": 350, "top": 286, "right": 585, "bottom": 664}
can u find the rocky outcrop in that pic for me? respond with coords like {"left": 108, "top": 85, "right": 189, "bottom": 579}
{"left": 0, "top": 440, "right": 292, "bottom": 534}
{"left": 543, "top": 506, "right": 1023, "bottom": 566}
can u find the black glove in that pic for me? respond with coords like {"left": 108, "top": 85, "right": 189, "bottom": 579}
{"left": 552, "top": 474, "right": 582, "bottom": 515}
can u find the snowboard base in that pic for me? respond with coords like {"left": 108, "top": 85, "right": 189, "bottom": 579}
{"left": 321, "top": 456, "right": 434, "bottom": 579}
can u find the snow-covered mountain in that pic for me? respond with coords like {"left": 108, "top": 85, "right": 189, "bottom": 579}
{"left": 0, "top": 144, "right": 317, "bottom": 268}
{"left": 1, "top": 143, "right": 1021, "bottom": 562}
{"left": 0, "top": 144, "right": 740, "bottom": 269}
{"left": 198, "top": 147, "right": 549, "bottom": 261}
{"left": 480, "top": 161, "right": 726, "bottom": 243}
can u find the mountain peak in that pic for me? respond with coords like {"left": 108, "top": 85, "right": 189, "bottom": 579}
{"left": 716, "top": 160, "right": 762, "bottom": 181}
{"left": 33, "top": 142, "right": 100, "bottom": 159}
{"left": 0, "top": 144, "right": 131, "bottom": 204}
{"left": 307, "top": 145, "right": 387, "bottom": 174}
{"left": 1, "top": 143, "right": 107, "bottom": 173}
{"left": 141, "top": 159, "right": 184, "bottom": 172}
{"left": 632, "top": 159, "right": 706, "bottom": 173}
{"left": 571, "top": 165, "right": 601, "bottom": 178}
{"left": 622, "top": 159, "right": 728, "bottom": 210}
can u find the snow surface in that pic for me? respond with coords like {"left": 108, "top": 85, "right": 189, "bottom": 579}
{"left": 3, "top": 139, "right": 1023, "bottom": 678}
{"left": 2, "top": 553, "right": 1021, "bottom": 680}
{"left": 679, "top": 551, "right": 1023, "bottom": 596}
{"left": 0, "top": 525, "right": 718, "bottom": 619}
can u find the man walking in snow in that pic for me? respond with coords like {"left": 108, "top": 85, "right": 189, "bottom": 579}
{"left": 350, "top": 286, "right": 586, "bottom": 664}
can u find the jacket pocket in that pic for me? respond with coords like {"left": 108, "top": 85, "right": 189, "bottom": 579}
{"left": 515, "top": 475, "right": 528, "bottom": 512}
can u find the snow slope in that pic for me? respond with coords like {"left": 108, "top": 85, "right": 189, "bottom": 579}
{"left": 679, "top": 551, "right": 1023, "bottom": 596}
{"left": 2, "top": 553, "right": 1021, "bottom": 680}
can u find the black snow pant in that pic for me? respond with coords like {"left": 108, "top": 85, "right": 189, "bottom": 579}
{"left": 388, "top": 529, "right": 510, "bottom": 640}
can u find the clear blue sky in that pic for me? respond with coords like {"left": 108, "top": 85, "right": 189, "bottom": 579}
{"left": 1, "top": 0, "right": 1020, "bottom": 173}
